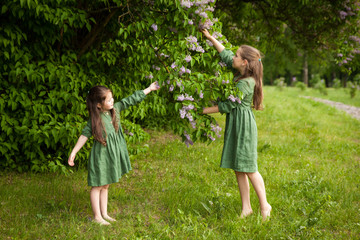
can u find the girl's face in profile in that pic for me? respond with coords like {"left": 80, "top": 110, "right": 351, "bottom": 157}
{"left": 99, "top": 91, "right": 114, "bottom": 111}
{"left": 233, "top": 48, "right": 247, "bottom": 74}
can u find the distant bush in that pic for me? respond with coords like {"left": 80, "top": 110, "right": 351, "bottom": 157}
{"left": 348, "top": 82, "right": 357, "bottom": 98}
{"left": 295, "top": 82, "right": 307, "bottom": 91}
{"left": 274, "top": 77, "right": 286, "bottom": 91}
{"left": 332, "top": 78, "right": 341, "bottom": 88}
{"left": 310, "top": 74, "right": 321, "bottom": 87}
{"left": 314, "top": 80, "right": 328, "bottom": 95}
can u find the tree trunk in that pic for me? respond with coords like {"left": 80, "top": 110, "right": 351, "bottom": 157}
{"left": 303, "top": 53, "right": 308, "bottom": 86}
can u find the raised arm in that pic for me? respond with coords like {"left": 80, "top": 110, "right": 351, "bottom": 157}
{"left": 143, "top": 81, "right": 160, "bottom": 95}
{"left": 201, "top": 29, "right": 225, "bottom": 53}
{"left": 68, "top": 135, "right": 88, "bottom": 166}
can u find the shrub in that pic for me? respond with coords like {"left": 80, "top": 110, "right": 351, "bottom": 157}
{"left": 274, "top": 77, "right": 286, "bottom": 91}
{"left": 348, "top": 81, "right": 357, "bottom": 98}
{"left": 314, "top": 80, "right": 328, "bottom": 95}
{"left": 332, "top": 78, "right": 341, "bottom": 88}
{"left": 0, "top": 0, "right": 242, "bottom": 172}
{"left": 295, "top": 82, "right": 307, "bottom": 91}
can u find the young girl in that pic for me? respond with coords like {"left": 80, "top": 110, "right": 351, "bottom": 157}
{"left": 68, "top": 82, "right": 160, "bottom": 225}
{"left": 201, "top": 29, "right": 272, "bottom": 221}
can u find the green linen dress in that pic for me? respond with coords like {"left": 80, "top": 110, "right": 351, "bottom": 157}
{"left": 217, "top": 49, "right": 258, "bottom": 173}
{"left": 81, "top": 90, "right": 146, "bottom": 186}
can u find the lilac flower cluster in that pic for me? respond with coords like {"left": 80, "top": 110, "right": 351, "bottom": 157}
{"left": 151, "top": 24, "right": 158, "bottom": 31}
{"left": 179, "top": 104, "right": 197, "bottom": 130}
{"left": 339, "top": 4, "right": 358, "bottom": 20}
{"left": 228, "top": 94, "right": 241, "bottom": 104}
{"left": 145, "top": 73, "right": 153, "bottom": 79}
{"left": 152, "top": 65, "right": 161, "bottom": 71}
{"left": 186, "top": 35, "right": 205, "bottom": 53}
{"left": 337, "top": 35, "right": 360, "bottom": 66}
{"left": 218, "top": 61, "right": 227, "bottom": 67}
{"left": 210, "top": 123, "right": 222, "bottom": 138}
{"left": 184, "top": 131, "right": 194, "bottom": 147}
{"left": 177, "top": 93, "right": 194, "bottom": 101}
{"left": 184, "top": 55, "right": 192, "bottom": 62}
{"left": 179, "top": 66, "right": 191, "bottom": 76}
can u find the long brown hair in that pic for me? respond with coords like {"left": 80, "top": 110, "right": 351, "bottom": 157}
{"left": 86, "top": 86, "right": 119, "bottom": 145}
{"left": 237, "top": 45, "right": 264, "bottom": 110}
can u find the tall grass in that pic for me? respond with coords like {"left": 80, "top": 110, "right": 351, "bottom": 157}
{"left": 1, "top": 86, "right": 359, "bottom": 239}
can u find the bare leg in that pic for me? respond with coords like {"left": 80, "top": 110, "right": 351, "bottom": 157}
{"left": 247, "top": 171, "right": 271, "bottom": 221}
{"left": 90, "top": 186, "right": 110, "bottom": 225}
{"left": 100, "top": 184, "right": 116, "bottom": 222}
{"left": 235, "top": 171, "right": 253, "bottom": 217}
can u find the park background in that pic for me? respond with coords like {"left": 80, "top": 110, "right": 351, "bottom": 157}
{"left": 1, "top": 0, "right": 360, "bottom": 239}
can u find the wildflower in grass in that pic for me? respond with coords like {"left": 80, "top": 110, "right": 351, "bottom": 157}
{"left": 188, "top": 19, "right": 193, "bottom": 25}
{"left": 171, "top": 62, "right": 177, "bottom": 69}
{"left": 185, "top": 55, "right": 192, "bottom": 62}
{"left": 169, "top": 85, "right": 174, "bottom": 92}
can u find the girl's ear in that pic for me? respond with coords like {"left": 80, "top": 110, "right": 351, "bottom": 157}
{"left": 97, "top": 103, "right": 102, "bottom": 110}
{"left": 243, "top": 59, "right": 248, "bottom": 66}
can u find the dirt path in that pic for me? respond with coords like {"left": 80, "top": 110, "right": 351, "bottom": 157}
{"left": 303, "top": 96, "right": 360, "bottom": 121}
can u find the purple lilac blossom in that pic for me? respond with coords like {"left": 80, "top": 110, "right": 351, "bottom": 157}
{"left": 188, "top": 20, "right": 193, "bottom": 25}
{"left": 186, "top": 112, "right": 193, "bottom": 122}
{"left": 228, "top": 95, "right": 236, "bottom": 102}
{"left": 180, "top": 0, "right": 193, "bottom": 8}
{"left": 186, "top": 35, "right": 197, "bottom": 43}
{"left": 146, "top": 74, "right": 153, "bottom": 79}
{"left": 177, "top": 94, "right": 185, "bottom": 101}
{"left": 171, "top": 62, "right": 177, "bottom": 69}
{"left": 179, "top": 66, "right": 186, "bottom": 76}
{"left": 151, "top": 24, "right": 158, "bottom": 31}
{"left": 206, "top": 39, "right": 213, "bottom": 46}
{"left": 218, "top": 61, "right": 227, "bottom": 67}
{"left": 186, "top": 69, "right": 191, "bottom": 74}
{"left": 185, "top": 55, "right": 192, "bottom": 62}
{"left": 199, "top": 12, "right": 208, "bottom": 18}
{"left": 340, "top": 11, "right": 348, "bottom": 19}
{"left": 169, "top": 85, "right": 174, "bottom": 92}
{"left": 199, "top": 91, "right": 204, "bottom": 99}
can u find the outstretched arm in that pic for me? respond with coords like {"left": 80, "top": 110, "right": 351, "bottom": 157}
{"left": 143, "top": 81, "right": 160, "bottom": 95}
{"left": 68, "top": 135, "right": 88, "bottom": 166}
{"left": 201, "top": 29, "right": 225, "bottom": 53}
{"left": 203, "top": 106, "right": 219, "bottom": 114}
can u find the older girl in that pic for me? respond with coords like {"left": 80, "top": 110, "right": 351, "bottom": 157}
{"left": 201, "top": 29, "right": 271, "bottom": 221}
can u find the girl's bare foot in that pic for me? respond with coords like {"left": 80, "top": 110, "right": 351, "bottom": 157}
{"left": 103, "top": 215, "right": 116, "bottom": 222}
{"left": 240, "top": 209, "right": 253, "bottom": 218}
{"left": 94, "top": 218, "right": 110, "bottom": 225}
{"left": 261, "top": 204, "right": 272, "bottom": 221}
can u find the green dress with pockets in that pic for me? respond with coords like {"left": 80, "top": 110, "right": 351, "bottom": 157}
{"left": 217, "top": 49, "right": 258, "bottom": 173}
{"left": 81, "top": 90, "right": 146, "bottom": 186}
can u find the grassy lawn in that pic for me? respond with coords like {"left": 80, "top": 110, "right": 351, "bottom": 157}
{"left": 1, "top": 86, "right": 359, "bottom": 239}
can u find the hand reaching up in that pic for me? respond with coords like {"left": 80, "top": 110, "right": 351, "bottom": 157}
{"left": 201, "top": 29, "right": 212, "bottom": 40}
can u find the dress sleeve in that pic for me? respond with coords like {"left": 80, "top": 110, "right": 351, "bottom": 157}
{"left": 218, "top": 100, "right": 239, "bottom": 114}
{"left": 114, "top": 90, "right": 146, "bottom": 112}
{"left": 219, "top": 49, "right": 235, "bottom": 70}
{"left": 81, "top": 119, "right": 92, "bottom": 138}
{"left": 218, "top": 80, "right": 250, "bottom": 114}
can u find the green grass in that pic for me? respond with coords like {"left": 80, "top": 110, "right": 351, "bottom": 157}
{"left": 294, "top": 86, "right": 360, "bottom": 107}
{"left": 1, "top": 86, "right": 360, "bottom": 239}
